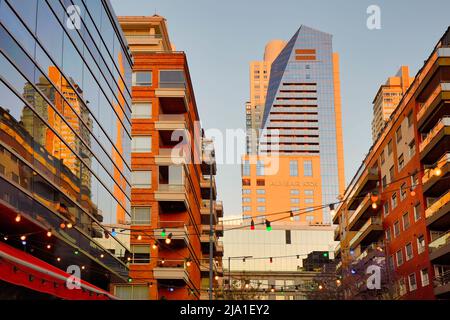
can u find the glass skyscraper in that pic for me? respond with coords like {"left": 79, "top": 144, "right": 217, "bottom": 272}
{"left": 0, "top": 0, "right": 132, "bottom": 298}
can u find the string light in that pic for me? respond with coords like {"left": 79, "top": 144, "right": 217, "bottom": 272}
{"left": 46, "top": 244, "right": 51, "bottom": 249}
{"left": 270, "top": 257, "right": 273, "bottom": 263}
{"left": 290, "top": 212, "right": 294, "bottom": 221}
{"left": 152, "top": 242, "right": 158, "bottom": 250}
{"left": 46, "top": 230, "right": 52, "bottom": 238}
{"left": 161, "top": 229, "right": 166, "bottom": 237}
{"left": 137, "top": 235, "right": 142, "bottom": 241}
{"left": 161, "top": 258, "right": 165, "bottom": 265}
{"left": 270, "top": 286, "right": 275, "bottom": 293}
{"left": 21, "top": 241, "right": 26, "bottom": 245}
{"left": 111, "top": 228, "right": 117, "bottom": 237}
{"left": 3, "top": 236, "right": 8, "bottom": 241}
{"left": 128, "top": 278, "right": 132, "bottom": 283}
{"left": 20, "top": 235, "right": 26, "bottom": 241}
{"left": 100, "top": 254, "right": 104, "bottom": 258}
{"left": 250, "top": 219, "right": 255, "bottom": 230}
{"left": 329, "top": 204, "right": 336, "bottom": 216}
{"left": 433, "top": 167, "right": 442, "bottom": 177}
{"left": 336, "top": 279, "right": 341, "bottom": 285}
{"left": 56, "top": 257, "right": 61, "bottom": 262}
{"left": 215, "top": 275, "right": 219, "bottom": 281}
{"left": 410, "top": 187, "right": 416, "bottom": 197}
{"left": 81, "top": 266, "right": 85, "bottom": 270}
{"left": 15, "top": 214, "right": 21, "bottom": 222}
{"left": 60, "top": 222, "right": 66, "bottom": 229}
{"left": 351, "top": 269, "right": 356, "bottom": 275}
{"left": 67, "top": 222, "right": 73, "bottom": 229}
{"left": 323, "top": 252, "right": 329, "bottom": 258}
{"left": 318, "top": 284, "right": 323, "bottom": 290}
{"left": 186, "top": 259, "right": 192, "bottom": 267}
{"left": 104, "top": 230, "right": 110, "bottom": 239}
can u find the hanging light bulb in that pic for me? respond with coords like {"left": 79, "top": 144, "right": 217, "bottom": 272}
{"left": 3, "top": 236, "right": 8, "bottom": 241}
{"left": 215, "top": 275, "right": 219, "bottom": 281}
{"left": 56, "top": 257, "right": 61, "bottom": 262}
{"left": 46, "top": 244, "right": 51, "bottom": 249}
{"left": 270, "top": 257, "right": 273, "bottom": 263}
{"left": 46, "top": 230, "right": 52, "bottom": 238}
{"left": 244, "top": 282, "right": 249, "bottom": 289}
{"left": 318, "top": 284, "right": 323, "bottom": 290}
{"left": 270, "top": 286, "right": 275, "bottom": 293}
{"left": 104, "top": 230, "right": 110, "bottom": 239}
{"left": 290, "top": 212, "right": 294, "bottom": 221}
{"left": 410, "top": 187, "right": 416, "bottom": 197}
{"left": 15, "top": 214, "right": 21, "bottom": 223}
{"left": 20, "top": 235, "right": 26, "bottom": 241}
{"left": 165, "top": 233, "right": 173, "bottom": 244}
{"left": 297, "top": 255, "right": 300, "bottom": 260}
{"left": 161, "top": 258, "right": 165, "bottom": 265}
{"left": 372, "top": 202, "right": 378, "bottom": 209}
{"left": 336, "top": 279, "right": 341, "bottom": 285}
{"left": 329, "top": 204, "right": 336, "bottom": 216}
{"left": 434, "top": 167, "right": 442, "bottom": 177}
{"left": 81, "top": 266, "right": 85, "bottom": 270}
{"left": 152, "top": 242, "right": 158, "bottom": 250}
{"left": 243, "top": 257, "right": 246, "bottom": 263}
{"left": 60, "top": 222, "right": 66, "bottom": 229}
{"left": 137, "top": 235, "right": 142, "bottom": 241}
{"left": 67, "top": 222, "right": 73, "bottom": 229}
{"left": 250, "top": 219, "right": 255, "bottom": 230}
{"left": 21, "top": 241, "right": 26, "bottom": 246}
{"left": 161, "top": 229, "right": 166, "bottom": 237}
{"left": 100, "top": 254, "right": 104, "bottom": 258}
{"left": 370, "top": 192, "right": 379, "bottom": 203}
{"left": 186, "top": 259, "right": 192, "bottom": 267}
{"left": 111, "top": 228, "right": 117, "bottom": 237}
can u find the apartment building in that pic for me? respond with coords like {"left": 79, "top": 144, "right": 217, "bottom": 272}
{"left": 116, "top": 15, "right": 223, "bottom": 300}
{"left": 333, "top": 27, "right": 450, "bottom": 300}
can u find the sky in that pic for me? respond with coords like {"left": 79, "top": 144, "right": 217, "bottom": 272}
{"left": 111, "top": 0, "right": 450, "bottom": 216}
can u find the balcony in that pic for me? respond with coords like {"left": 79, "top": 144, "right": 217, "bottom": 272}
{"left": 419, "top": 117, "right": 450, "bottom": 164}
{"left": 155, "top": 183, "right": 189, "bottom": 210}
{"left": 201, "top": 138, "right": 217, "bottom": 176}
{"left": 153, "top": 259, "right": 190, "bottom": 283}
{"left": 422, "top": 153, "right": 450, "bottom": 196}
{"left": 154, "top": 222, "right": 189, "bottom": 247}
{"left": 417, "top": 83, "right": 450, "bottom": 130}
{"left": 155, "top": 147, "right": 189, "bottom": 166}
{"left": 346, "top": 167, "right": 379, "bottom": 210}
{"left": 334, "top": 226, "right": 341, "bottom": 241}
{"left": 334, "top": 242, "right": 341, "bottom": 258}
{"left": 200, "top": 200, "right": 218, "bottom": 225}
{"left": 155, "top": 114, "right": 187, "bottom": 131}
{"left": 156, "top": 81, "right": 189, "bottom": 113}
{"left": 200, "top": 175, "right": 217, "bottom": 200}
{"left": 349, "top": 217, "right": 383, "bottom": 249}
{"left": 354, "top": 243, "right": 384, "bottom": 262}
{"left": 429, "top": 231, "right": 450, "bottom": 264}
{"left": 426, "top": 190, "right": 450, "bottom": 230}
{"left": 433, "top": 268, "right": 450, "bottom": 298}
{"left": 215, "top": 201, "right": 224, "bottom": 218}
{"left": 347, "top": 195, "right": 379, "bottom": 231}
{"left": 123, "top": 34, "right": 164, "bottom": 52}
{"left": 202, "top": 223, "right": 223, "bottom": 237}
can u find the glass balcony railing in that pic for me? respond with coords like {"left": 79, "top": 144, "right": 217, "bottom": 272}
{"left": 422, "top": 152, "right": 450, "bottom": 185}
{"left": 420, "top": 117, "right": 450, "bottom": 152}
{"left": 417, "top": 83, "right": 450, "bottom": 121}
{"left": 426, "top": 190, "right": 450, "bottom": 219}
{"left": 349, "top": 217, "right": 382, "bottom": 248}
{"left": 429, "top": 231, "right": 450, "bottom": 253}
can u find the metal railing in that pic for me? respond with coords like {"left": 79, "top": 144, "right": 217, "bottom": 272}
{"left": 422, "top": 152, "right": 450, "bottom": 185}
{"left": 426, "top": 189, "right": 450, "bottom": 219}
{"left": 158, "top": 114, "right": 186, "bottom": 121}
{"left": 417, "top": 83, "right": 450, "bottom": 121}
{"left": 434, "top": 269, "right": 450, "bottom": 287}
{"left": 419, "top": 117, "right": 450, "bottom": 152}
{"left": 158, "top": 81, "right": 187, "bottom": 89}
{"left": 429, "top": 231, "right": 450, "bottom": 252}
{"left": 156, "top": 259, "right": 188, "bottom": 269}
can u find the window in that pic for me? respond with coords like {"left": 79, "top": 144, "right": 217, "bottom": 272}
{"left": 159, "top": 70, "right": 185, "bottom": 88}
{"left": 414, "top": 204, "right": 421, "bottom": 222}
{"left": 304, "top": 190, "right": 314, "bottom": 196}
{"left": 256, "top": 179, "right": 265, "bottom": 186}
{"left": 389, "top": 166, "right": 395, "bottom": 182}
{"left": 386, "top": 229, "right": 391, "bottom": 241}
{"left": 290, "top": 198, "right": 300, "bottom": 204}
{"left": 242, "top": 179, "right": 251, "bottom": 186}
{"left": 396, "top": 126, "right": 402, "bottom": 143}
{"left": 132, "top": 71, "right": 152, "bottom": 86}
{"left": 417, "top": 235, "right": 425, "bottom": 254}
{"left": 398, "top": 154, "right": 405, "bottom": 171}
{"left": 411, "top": 173, "right": 419, "bottom": 191}
{"left": 396, "top": 250, "right": 404, "bottom": 267}
{"left": 305, "top": 198, "right": 314, "bottom": 204}
{"left": 130, "top": 245, "right": 150, "bottom": 264}
{"left": 408, "top": 273, "right": 417, "bottom": 291}
{"left": 405, "top": 242, "right": 413, "bottom": 261}
{"left": 289, "top": 160, "right": 298, "bottom": 176}
{"left": 243, "top": 206, "right": 251, "bottom": 212}
{"left": 256, "top": 189, "right": 265, "bottom": 195}
{"left": 132, "top": 102, "right": 152, "bottom": 119}
{"left": 257, "top": 198, "right": 266, "bottom": 203}
{"left": 306, "top": 215, "right": 314, "bottom": 222}
{"left": 409, "top": 140, "right": 416, "bottom": 157}
{"left": 290, "top": 189, "right": 300, "bottom": 195}
{"left": 402, "top": 212, "right": 410, "bottom": 230}
{"left": 303, "top": 160, "right": 313, "bottom": 177}
{"left": 382, "top": 176, "right": 387, "bottom": 189}
{"left": 407, "top": 111, "right": 413, "bottom": 127}
{"left": 256, "top": 160, "right": 264, "bottom": 176}
{"left": 242, "top": 198, "right": 251, "bottom": 203}
{"left": 391, "top": 192, "right": 398, "bottom": 209}
{"left": 242, "top": 189, "right": 251, "bottom": 195}
{"left": 257, "top": 206, "right": 266, "bottom": 212}
{"left": 420, "top": 269, "right": 430, "bottom": 287}
{"left": 394, "top": 221, "right": 400, "bottom": 238}
{"left": 388, "top": 140, "right": 393, "bottom": 155}
{"left": 398, "top": 278, "right": 407, "bottom": 296}
{"left": 131, "top": 207, "right": 151, "bottom": 225}
{"left": 132, "top": 171, "right": 151, "bottom": 188}
{"left": 400, "top": 183, "right": 407, "bottom": 200}
{"left": 380, "top": 150, "right": 385, "bottom": 164}
{"left": 242, "top": 160, "right": 250, "bottom": 176}
{"left": 115, "top": 285, "right": 149, "bottom": 300}
{"left": 383, "top": 202, "right": 389, "bottom": 217}
{"left": 285, "top": 230, "right": 291, "bottom": 244}
{"left": 132, "top": 136, "right": 152, "bottom": 152}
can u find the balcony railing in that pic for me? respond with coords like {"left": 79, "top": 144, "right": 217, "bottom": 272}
{"left": 426, "top": 190, "right": 450, "bottom": 219}
{"left": 158, "top": 114, "right": 186, "bottom": 121}
{"left": 434, "top": 268, "right": 450, "bottom": 287}
{"left": 417, "top": 83, "right": 450, "bottom": 121}
{"left": 355, "top": 242, "right": 384, "bottom": 262}
{"left": 349, "top": 217, "right": 382, "bottom": 248}
{"left": 422, "top": 152, "right": 450, "bottom": 185}
{"left": 429, "top": 231, "right": 450, "bottom": 253}
{"left": 157, "top": 183, "right": 185, "bottom": 192}
{"left": 348, "top": 194, "right": 370, "bottom": 227}
{"left": 158, "top": 82, "right": 187, "bottom": 89}
{"left": 419, "top": 117, "right": 450, "bottom": 153}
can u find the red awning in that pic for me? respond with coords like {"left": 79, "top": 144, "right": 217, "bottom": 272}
{"left": 0, "top": 241, "right": 118, "bottom": 300}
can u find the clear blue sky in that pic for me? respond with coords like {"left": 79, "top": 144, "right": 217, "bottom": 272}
{"left": 111, "top": 0, "right": 450, "bottom": 216}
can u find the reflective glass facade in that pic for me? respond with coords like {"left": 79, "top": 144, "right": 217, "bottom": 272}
{"left": 0, "top": 0, "right": 132, "bottom": 286}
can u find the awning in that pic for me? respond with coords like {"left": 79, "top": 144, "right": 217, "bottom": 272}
{"left": 0, "top": 241, "right": 118, "bottom": 300}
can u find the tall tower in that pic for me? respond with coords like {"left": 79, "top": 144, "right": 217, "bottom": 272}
{"left": 246, "top": 40, "right": 286, "bottom": 154}
{"left": 371, "top": 66, "right": 414, "bottom": 142}
{"left": 242, "top": 26, "right": 345, "bottom": 225}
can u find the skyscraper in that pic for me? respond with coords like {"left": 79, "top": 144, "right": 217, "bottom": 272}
{"left": 0, "top": 0, "right": 132, "bottom": 299}
{"left": 371, "top": 66, "right": 414, "bottom": 142}
{"left": 242, "top": 25, "right": 345, "bottom": 225}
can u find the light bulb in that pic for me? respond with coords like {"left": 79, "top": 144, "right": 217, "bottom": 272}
{"left": 15, "top": 215, "right": 21, "bottom": 222}
{"left": 20, "top": 235, "right": 26, "bottom": 241}
{"left": 372, "top": 202, "right": 377, "bottom": 209}
{"left": 434, "top": 167, "right": 442, "bottom": 177}
{"left": 46, "top": 231, "right": 52, "bottom": 237}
